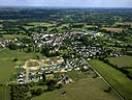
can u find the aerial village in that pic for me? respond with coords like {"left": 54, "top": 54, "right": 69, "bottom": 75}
{"left": 14, "top": 31, "right": 105, "bottom": 84}
{"left": 0, "top": 30, "right": 124, "bottom": 85}
{"left": 0, "top": 8, "right": 132, "bottom": 100}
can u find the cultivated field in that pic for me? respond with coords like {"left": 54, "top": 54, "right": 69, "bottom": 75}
{"left": 102, "top": 27, "right": 123, "bottom": 33}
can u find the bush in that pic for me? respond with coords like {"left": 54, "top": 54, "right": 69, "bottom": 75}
{"left": 46, "top": 79, "right": 57, "bottom": 91}
{"left": 104, "top": 86, "right": 112, "bottom": 93}
{"left": 56, "top": 83, "right": 63, "bottom": 89}
{"left": 12, "top": 58, "right": 18, "bottom": 62}
{"left": 10, "top": 84, "right": 30, "bottom": 100}
{"left": 92, "top": 73, "right": 98, "bottom": 78}
{"left": 38, "top": 80, "right": 46, "bottom": 85}
{"left": 31, "top": 88, "right": 43, "bottom": 96}
{"left": 127, "top": 72, "right": 132, "bottom": 79}
{"left": 35, "top": 55, "right": 40, "bottom": 59}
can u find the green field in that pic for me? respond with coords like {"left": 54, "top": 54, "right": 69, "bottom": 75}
{"left": 0, "top": 49, "right": 41, "bottom": 83}
{"left": 106, "top": 55, "right": 132, "bottom": 74}
{"left": 2, "top": 34, "right": 28, "bottom": 40}
{"left": 89, "top": 60, "right": 132, "bottom": 100}
{"left": 27, "top": 22, "right": 55, "bottom": 27}
{"left": 106, "top": 56, "right": 132, "bottom": 68}
{"left": 33, "top": 78, "right": 119, "bottom": 100}
{"left": 0, "top": 86, "right": 10, "bottom": 100}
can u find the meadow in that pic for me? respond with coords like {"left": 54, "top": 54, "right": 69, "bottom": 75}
{"left": 0, "top": 86, "right": 10, "bottom": 100}
{"left": 0, "top": 49, "right": 41, "bottom": 84}
{"left": 106, "top": 55, "right": 132, "bottom": 68}
{"left": 33, "top": 78, "right": 119, "bottom": 100}
{"left": 105, "top": 55, "right": 132, "bottom": 76}
{"left": 89, "top": 60, "right": 132, "bottom": 100}
{"left": 2, "top": 34, "right": 28, "bottom": 40}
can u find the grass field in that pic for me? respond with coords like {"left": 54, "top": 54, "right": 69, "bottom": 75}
{"left": 89, "top": 60, "right": 132, "bottom": 100}
{"left": 106, "top": 56, "right": 132, "bottom": 68}
{"left": 106, "top": 55, "right": 132, "bottom": 75}
{"left": 0, "top": 86, "right": 10, "bottom": 100}
{"left": 0, "top": 49, "right": 41, "bottom": 84}
{"left": 0, "top": 49, "right": 42, "bottom": 100}
{"left": 33, "top": 77, "right": 119, "bottom": 100}
{"left": 27, "top": 22, "right": 54, "bottom": 27}
{"left": 2, "top": 34, "right": 28, "bottom": 40}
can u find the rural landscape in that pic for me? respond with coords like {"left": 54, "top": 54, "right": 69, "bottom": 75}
{"left": 0, "top": 2, "right": 132, "bottom": 100}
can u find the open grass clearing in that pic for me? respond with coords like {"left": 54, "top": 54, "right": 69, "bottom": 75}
{"left": 0, "top": 49, "right": 41, "bottom": 83}
{"left": 33, "top": 77, "right": 120, "bottom": 100}
{"left": 106, "top": 56, "right": 132, "bottom": 68}
{"left": 89, "top": 60, "right": 132, "bottom": 100}
{"left": 0, "top": 86, "right": 10, "bottom": 100}
{"left": 2, "top": 34, "right": 28, "bottom": 40}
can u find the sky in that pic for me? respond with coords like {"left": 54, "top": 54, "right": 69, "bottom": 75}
{"left": 0, "top": 0, "right": 132, "bottom": 8}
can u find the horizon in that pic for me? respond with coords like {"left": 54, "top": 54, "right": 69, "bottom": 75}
{"left": 0, "top": 6, "right": 132, "bottom": 9}
{"left": 0, "top": 0, "right": 132, "bottom": 8}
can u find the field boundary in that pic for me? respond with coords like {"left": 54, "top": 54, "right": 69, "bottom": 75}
{"left": 86, "top": 59, "right": 125, "bottom": 100}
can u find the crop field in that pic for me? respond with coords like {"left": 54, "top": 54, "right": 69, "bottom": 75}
{"left": 89, "top": 60, "right": 132, "bottom": 100}
{"left": 33, "top": 77, "right": 120, "bottom": 100}
{"left": 102, "top": 27, "right": 123, "bottom": 33}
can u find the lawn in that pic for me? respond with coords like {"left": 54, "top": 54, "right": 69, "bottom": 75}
{"left": 33, "top": 78, "right": 119, "bottom": 100}
{"left": 0, "top": 49, "right": 41, "bottom": 84}
{"left": 89, "top": 60, "right": 132, "bottom": 100}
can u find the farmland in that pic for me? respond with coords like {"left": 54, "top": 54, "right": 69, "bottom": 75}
{"left": 101, "top": 27, "right": 123, "bottom": 33}
{"left": 0, "top": 8, "right": 132, "bottom": 100}
{"left": 0, "top": 86, "right": 10, "bottom": 100}
{"left": 33, "top": 77, "right": 120, "bottom": 100}
{"left": 89, "top": 60, "right": 132, "bottom": 100}
{"left": 105, "top": 55, "right": 132, "bottom": 78}
{"left": 106, "top": 56, "right": 132, "bottom": 68}
{"left": 0, "top": 49, "right": 41, "bottom": 83}
{"left": 2, "top": 34, "right": 28, "bottom": 40}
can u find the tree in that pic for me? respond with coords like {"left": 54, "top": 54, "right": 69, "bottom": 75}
{"left": 104, "top": 86, "right": 112, "bottom": 93}
{"left": 8, "top": 43, "right": 18, "bottom": 50}
{"left": 46, "top": 80, "right": 57, "bottom": 91}
{"left": 31, "top": 88, "right": 43, "bottom": 96}
{"left": 49, "top": 27, "right": 58, "bottom": 33}
{"left": 10, "top": 84, "right": 30, "bottom": 100}
{"left": 42, "top": 72, "right": 46, "bottom": 82}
